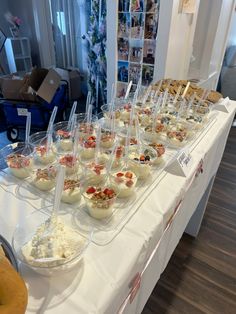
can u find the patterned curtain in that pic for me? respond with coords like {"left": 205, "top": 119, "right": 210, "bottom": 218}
{"left": 86, "top": 0, "right": 107, "bottom": 112}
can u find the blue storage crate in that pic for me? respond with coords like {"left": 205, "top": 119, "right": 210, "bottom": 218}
{"left": 1, "top": 83, "right": 68, "bottom": 141}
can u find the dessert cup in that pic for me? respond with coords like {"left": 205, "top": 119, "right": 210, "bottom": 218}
{"left": 166, "top": 121, "right": 193, "bottom": 148}
{"left": 83, "top": 162, "right": 107, "bottom": 185}
{"left": 100, "top": 129, "right": 116, "bottom": 149}
{"left": 110, "top": 169, "right": 137, "bottom": 198}
{"left": 127, "top": 145, "right": 157, "bottom": 179}
{"left": 147, "top": 142, "right": 166, "bottom": 165}
{"left": 59, "top": 154, "right": 80, "bottom": 176}
{"left": 100, "top": 104, "right": 121, "bottom": 120}
{"left": 77, "top": 122, "right": 95, "bottom": 141}
{"left": 53, "top": 121, "right": 73, "bottom": 153}
{"left": 61, "top": 177, "right": 81, "bottom": 204}
{"left": 142, "top": 122, "right": 167, "bottom": 142}
{"left": 97, "top": 146, "right": 124, "bottom": 170}
{"left": 0, "top": 142, "right": 34, "bottom": 179}
{"left": 82, "top": 184, "right": 117, "bottom": 219}
{"left": 29, "top": 131, "right": 56, "bottom": 165}
{"left": 31, "top": 165, "right": 57, "bottom": 191}
{"left": 79, "top": 135, "right": 96, "bottom": 160}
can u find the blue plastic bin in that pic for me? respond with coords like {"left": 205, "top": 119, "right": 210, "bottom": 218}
{"left": 1, "top": 83, "right": 68, "bottom": 141}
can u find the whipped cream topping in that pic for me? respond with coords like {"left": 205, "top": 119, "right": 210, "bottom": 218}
{"left": 22, "top": 217, "right": 83, "bottom": 267}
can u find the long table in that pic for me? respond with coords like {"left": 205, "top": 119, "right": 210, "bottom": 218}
{"left": 0, "top": 100, "right": 235, "bottom": 314}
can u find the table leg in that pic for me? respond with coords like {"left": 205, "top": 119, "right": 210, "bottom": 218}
{"left": 185, "top": 175, "right": 216, "bottom": 237}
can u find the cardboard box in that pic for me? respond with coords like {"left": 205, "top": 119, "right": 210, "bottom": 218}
{"left": 36, "top": 69, "right": 61, "bottom": 103}
{"left": 0, "top": 67, "right": 80, "bottom": 103}
{"left": 1, "top": 78, "right": 24, "bottom": 99}
{"left": 55, "top": 68, "right": 81, "bottom": 100}
{"left": 69, "top": 70, "right": 81, "bottom": 99}
{"left": 0, "top": 69, "right": 62, "bottom": 103}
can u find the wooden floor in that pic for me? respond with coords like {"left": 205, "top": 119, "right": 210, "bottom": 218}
{"left": 142, "top": 127, "right": 236, "bottom": 314}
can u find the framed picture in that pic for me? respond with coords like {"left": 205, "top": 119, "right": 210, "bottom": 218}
{"left": 142, "top": 64, "right": 154, "bottom": 86}
{"left": 146, "top": 0, "right": 160, "bottom": 13}
{"left": 131, "top": 13, "right": 144, "bottom": 39}
{"left": 179, "top": 0, "right": 196, "bottom": 14}
{"left": 129, "top": 63, "right": 141, "bottom": 85}
{"left": 117, "top": 82, "right": 128, "bottom": 98}
{"left": 118, "top": 61, "right": 129, "bottom": 82}
{"left": 118, "top": 13, "right": 131, "bottom": 38}
{"left": 143, "top": 40, "right": 156, "bottom": 64}
{"left": 118, "top": 38, "right": 129, "bottom": 61}
{"left": 118, "top": 0, "right": 130, "bottom": 12}
{"left": 129, "top": 39, "right": 143, "bottom": 63}
{"left": 0, "top": 28, "right": 7, "bottom": 53}
{"left": 131, "top": 0, "right": 144, "bottom": 12}
{"left": 144, "top": 13, "right": 158, "bottom": 39}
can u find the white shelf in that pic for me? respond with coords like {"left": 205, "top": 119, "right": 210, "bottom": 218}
{"left": 5, "top": 37, "right": 32, "bottom": 74}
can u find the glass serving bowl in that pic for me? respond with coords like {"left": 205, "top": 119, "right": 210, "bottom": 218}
{"left": 12, "top": 209, "right": 92, "bottom": 276}
{"left": 82, "top": 183, "right": 118, "bottom": 220}
{"left": 0, "top": 142, "right": 34, "bottom": 179}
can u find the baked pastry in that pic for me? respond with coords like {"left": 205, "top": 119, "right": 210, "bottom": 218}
{"left": 0, "top": 245, "right": 28, "bottom": 314}
{"left": 152, "top": 79, "right": 223, "bottom": 105}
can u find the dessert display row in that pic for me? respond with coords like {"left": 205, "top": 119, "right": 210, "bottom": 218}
{"left": 0, "top": 79, "right": 218, "bottom": 275}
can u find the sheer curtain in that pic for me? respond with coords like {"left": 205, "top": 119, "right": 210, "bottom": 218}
{"left": 49, "top": 0, "right": 89, "bottom": 73}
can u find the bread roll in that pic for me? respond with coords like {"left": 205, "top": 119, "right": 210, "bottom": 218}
{"left": 0, "top": 246, "right": 28, "bottom": 314}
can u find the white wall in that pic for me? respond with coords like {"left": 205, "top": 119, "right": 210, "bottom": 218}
{"left": 0, "top": 0, "right": 11, "bottom": 36}
{"left": 8, "top": 0, "right": 41, "bottom": 66}
{"left": 162, "top": 0, "right": 200, "bottom": 80}
{"left": 228, "top": 8, "right": 236, "bottom": 46}
{"left": 0, "top": 0, "right": 11, "bottom": 73}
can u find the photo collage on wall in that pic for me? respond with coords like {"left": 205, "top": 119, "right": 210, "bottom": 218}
{"left": 117, "top": 0, "right": 160, "bottom": 97}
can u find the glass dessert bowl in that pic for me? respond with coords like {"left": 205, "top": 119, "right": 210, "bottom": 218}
{"left": 30, "top": 164, "right": 57, "bottom": 191}
{"left": 0, "top": 142, "right": 34, "bottom": 179}
{"left": 59, "top": 154, "right": 80, "bottom": 176}
{"left": 100, "top": 104, "right": 121, "bottom": 121}
{"left": 61, "top": 176, "right": 81, "bottom": 204}
{"left": 30, "top": 131, "right": 56, "bottom": 165}
{"left": 12, "top": 210, "right": 92, "bottom": 276}
{"left": 82, "top": 183, "right": 117, "bottom": 219}
{"left": 53, "top": 121, "right": 74, "bottom": 153}
{"left": 110, "top": 169, "right": 137, "bottom": 198}
{"left": 83, "top": 161, "right": 107, "bottom": 185}
{"left": 166, "top": 121, "right": 194, "bottom": 148}
{"left": 79, "top": 135, "right": 96, "bottom": 161}
{"left": 127, "top": 145, "right": 157, "bottom": 180}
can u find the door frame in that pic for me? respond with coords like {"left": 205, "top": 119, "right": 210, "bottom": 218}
{"left": 32, "top": 0, "right": 56, "bottom": 67}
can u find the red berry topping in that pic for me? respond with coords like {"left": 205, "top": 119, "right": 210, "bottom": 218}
{"left": 116, "top": 172, "right": 124, "bottom": 177}
{"left": 125, "top": 171, "right": 133, "bottom": 179}
{"left": 86, "top": 186, "right": 96, "bottom": 194}
{"left": 126, "top": 180, "right": 134, "bottom": 187}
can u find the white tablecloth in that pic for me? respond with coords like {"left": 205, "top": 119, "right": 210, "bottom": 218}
{"left": 0, "top": 100, "right": 235, "bottom": 314}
